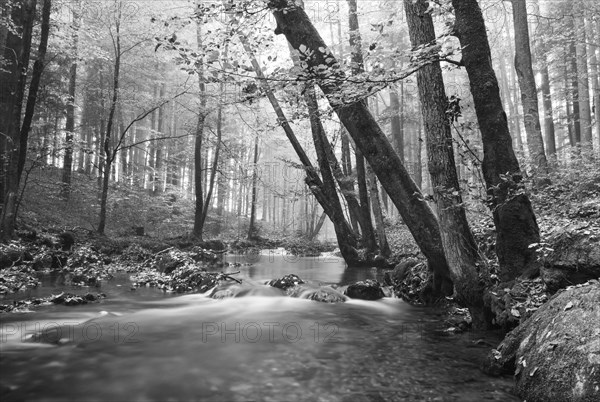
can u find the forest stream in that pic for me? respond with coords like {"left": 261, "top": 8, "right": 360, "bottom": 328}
{"left": 0, "top": 250, "right": 517, "bottom": 401}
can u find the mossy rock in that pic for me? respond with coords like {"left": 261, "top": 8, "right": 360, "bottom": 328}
{"left": 483, "top": 281, "right": 600, "bottom": 401}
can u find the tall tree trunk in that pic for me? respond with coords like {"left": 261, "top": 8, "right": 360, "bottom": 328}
{"left": 347, "top": 0, "right": 380, "bottom": 253}
{"left": 574, "top": 5, "right": 593, "bottom": 147}
{"left": 199, "top": 82, "right": 224, "bottom": 236}
{"left": 587, "top": 17, "right": 600, "bottom": 148}
{"left": 569, "top": 26, "right": 582, "bottom": 144}
{"left": 452, "top": 0, "right": 541, "bottom": 282}
{"left": 564, "top": 53, "right": 575, "bottom": 147}
{"left": 390, "top": 87, "right": 404, "bottom": 161}
{"left": 404, "top": 0, "right": 485, "bottom": 325}
{"left": 19, "top": 0, "right": 51, "bottom": 181}
{"left": 61, "top": 3, "right": 80, "bottom": 198}
{"left": 510, "top": 0, "right": 548, "bottom": 173}
{"left": 153, "top": 83, "right": 165, "bottom": 194}
{"left": 0, "top": 0, "right": 36, "bottom": 240}
{"left": 268, "top": 0, "right": 453, "bottom": 294}
{"left": 536, "top": 39, "right": 557, "bottom": 156}
{"left": 192, "top": 15, "right": 208, "bottom": 239}
{"left": 247, "top": 133, "right": 259, "bottom": 240}
{"left": 97, "top": 6, "right": 121, "bottom": 235}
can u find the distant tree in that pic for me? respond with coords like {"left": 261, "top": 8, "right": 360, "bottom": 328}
{"left": 510, "top": 0, "right": 548, "bottom": 173}
{"left": 61, "top": 1, "right": 81, "bottom": 199}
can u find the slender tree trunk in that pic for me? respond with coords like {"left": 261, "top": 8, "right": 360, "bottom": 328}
{"left": 152, "top": 83, "right": 165, "bottom": 194}
{"left": 510, "top": 0, "right": 548, "bottom": 173}
{"left": 199, "top": 82, "right": 224, "bottom": 235}
{"left": 564, "top": 54, "right": 576, "bottom": 147}
{"left": 98, "top": 7, "right": 121, "bottom": 235}
{"left": 405, "top": 0, "right": 485, "bottom": 325}
{"left": 574, "top": 5, "right": 593, "bottom": 147}
{"left": 587, "top": 17, "right": 600, "bottom": 148}
{"left": 366, "top": 166, "right": 390, "bottom": 257}
{"left": 506, "top": 31, "right": 525, "bottom": 153}
{"left": 192, "top": 16, "right": 208, "bottom": 239}
{"left": 61, "top": 3, "right": 80, "bottom": 198}
{"left": 569, "top": 24, "right": 582, "bottom": 144}
{"left": 268, "top": 0, "right": 453, "bottom": 293}
{"left": 536, "top": 38, "right": 557, "bottom": 156}
{"left": 390, "top": 87, "right": 404, "bottom": 161}
{"left": 241, "top": 34, "right": 360, "bottom": 263}
{"left": 247, "top": 133, "right": 259, "bottom": 240}
{"left": 308, "top": 211, "right": 327, "bottom": 241}
{"left": 452, "top": 0, "right": 541, "bottom": 282}
{"left": 347, "top": 0, "right": 381, "bottom": 254}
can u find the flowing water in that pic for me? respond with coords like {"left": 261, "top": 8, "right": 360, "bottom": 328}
{"left": 0, "top": 251, "right": 518, "bottom": 401}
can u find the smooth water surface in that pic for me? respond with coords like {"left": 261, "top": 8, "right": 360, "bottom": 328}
{"left": 0, "top": 251, "right": 517, "bottom": 401}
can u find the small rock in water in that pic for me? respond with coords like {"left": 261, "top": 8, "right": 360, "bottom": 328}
{"left": 287, "top": 285, "right": 347, "bottom": 303}
{"left": 268, "top": 274, "right": 304, "bottom": 290}
{"left": 344, "top": 279, "right": 385, "bottom": 300}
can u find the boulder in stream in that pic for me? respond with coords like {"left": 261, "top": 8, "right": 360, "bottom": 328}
{"left": 483, "top": 281, "right": 600, "bottom": 402}
{"left": 268, "top": 274, "right": 304, "bottom": 290}
{"left": 287, "top": 285, "right": 347, "bottom": 303}
{"left": 344, "top": 279, "right": 385, "bottom": 300}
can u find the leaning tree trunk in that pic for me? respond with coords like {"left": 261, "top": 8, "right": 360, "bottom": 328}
{"left": 452, "top": 0, "right": 541, "bottom": 282}
{"left": 19, "top": 0, "right": 51, "bottom": 181}
{"left": 240, "top": 35, "right": 360, "bottom": 264}
{"left": 510, "top": 0, "right": 548, "bottom": 173}
{"left": 267, "top": 0, "right": 453, "bottom": 295}
{"left": 404, "top": 0, "right": 485, "bottom": 325}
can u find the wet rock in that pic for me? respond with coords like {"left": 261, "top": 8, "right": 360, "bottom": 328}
{"left": 287, "top": 285, "right": 347, "bottom": 303}
{"left": 483, "top": 281, "right": 600, "bottom": 402}
{"left": 344, "top": 279, "right": 385, "bottom": 300}
{"left": 268, "top": 274, "right": 305, "bottom": 290}
{"left": 58, "top": 231, "right": 76, "bottom": 251}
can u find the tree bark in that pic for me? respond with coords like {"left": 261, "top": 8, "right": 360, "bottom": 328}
{"left": 19, "top": 0, "right": 51, "bottom": 181}
{"left": 153, "top": 83, "right": 166, "bottom": 194}
{"left": 404, "top": 0, "right": 485, "bottom": 324}
{"left": 366, "top": 166, "right": 390, "bottom": 257}
{"left": 0, "top": 0, "right": 36, "bottom": 240}
{"left": 247, "top": 133, "right": 259, "bottom": 240}
{"left": 587, "top": 17, "right": 600, "bottom": 148}
{"left": 568, "top": 22, "right": 582, "bottom": 145}
{"left": 452, "top": 0, "right": 541, "bottom": 282}
{"left": 61, "top": 3, "right": 80, "bottom": 198}
{"left": 192, "top": 16, "right": 208, "bottom": 239}
{"left": 268, "top": 0, "right": 453, "bottom": 293}
{"left": 573, "top": 4, "right": 593, "bottom": 147}
{"left": 346, "top": 0, "right": 377, "bottom": 252}
{"left": 510, "top": 0, "right": 548, "bottom": 173}
{"left": 98, "top": 6, "right": 121, "bottom": 235}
